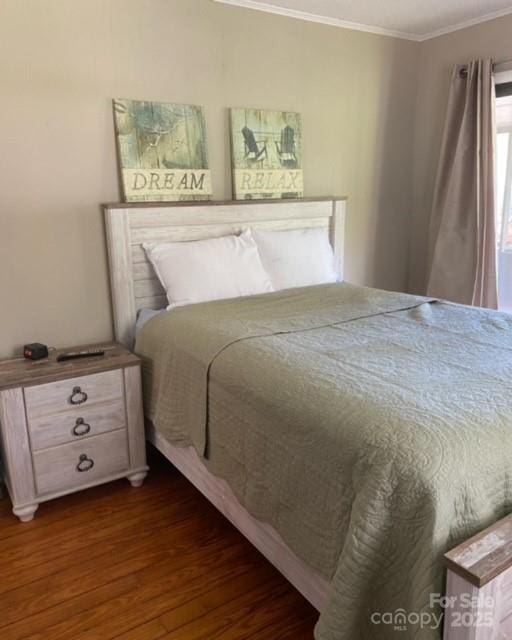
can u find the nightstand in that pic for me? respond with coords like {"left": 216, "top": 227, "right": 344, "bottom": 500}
{"left": 0, "top": 343, "right": 148, "bottom": 521}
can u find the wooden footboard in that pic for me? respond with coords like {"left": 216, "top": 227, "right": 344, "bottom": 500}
{"left": 444, "top": 515, "right": 512, "bottom": 639}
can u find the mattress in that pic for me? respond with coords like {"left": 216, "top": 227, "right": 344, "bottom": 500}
{"left": 136, "top": 282, "right": 512, "bottom": 640}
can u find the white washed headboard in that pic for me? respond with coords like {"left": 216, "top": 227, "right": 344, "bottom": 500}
{"left": 104, "top": 197, "right": 346, "bottom": 348}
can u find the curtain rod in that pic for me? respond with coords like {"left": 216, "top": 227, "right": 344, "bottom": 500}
{"left": 459, "top": 59, "right": 512, "bottom": 79}
{"left": 494, "top": 59, "right": 512, "bottom": 73}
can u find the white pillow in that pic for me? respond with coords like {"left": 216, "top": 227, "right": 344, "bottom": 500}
{"left": 143, "top": 230, "right": 274, "bottom": 309}
{"left": 252, "top": 227, "right": 338, "bottom": 291}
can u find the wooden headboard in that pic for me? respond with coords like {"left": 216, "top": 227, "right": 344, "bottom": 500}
{"left": 104, "top": 197, "right": 347, "bottom": 348}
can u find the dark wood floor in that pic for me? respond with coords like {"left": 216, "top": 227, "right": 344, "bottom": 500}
{"left": 0, "top": 446, "right": 317, "bottom": 639}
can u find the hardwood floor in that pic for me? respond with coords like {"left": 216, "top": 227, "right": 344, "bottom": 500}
{"left": 0, "top": 445, "right": 317, "bottom": 639}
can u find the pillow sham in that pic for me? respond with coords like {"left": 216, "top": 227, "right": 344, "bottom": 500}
{"left": 251, "top": 227, "right": 338, "bottom": 291}
{"left": 143, "top": 230, "right": 274, "bottom": 309}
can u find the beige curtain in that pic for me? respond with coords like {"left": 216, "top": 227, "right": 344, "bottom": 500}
{"left": 426, "top": 59, "right": 498, "bottom": 308}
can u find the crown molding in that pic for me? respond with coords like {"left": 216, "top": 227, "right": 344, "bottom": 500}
{"left": 415, "top": 6, "right": 512, "bottom": 41}
{"left": 212, "top": 0, "right": 420, "bottom": 41}
{"left": 213, "top": 0, "right": 512, "bottom": 42}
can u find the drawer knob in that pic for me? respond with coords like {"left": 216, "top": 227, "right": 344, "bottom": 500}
{"left": 72, "top": 418, "right": 91, "bottom": 437}
{"left": 76, "top": 454, "right": 94, "bottom": 472}
{"left": 69, "top": 386, "right": 88, "bottom": 405}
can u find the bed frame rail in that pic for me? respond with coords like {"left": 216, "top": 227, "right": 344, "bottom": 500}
{"left": 147, "top": 423, "right": 332, "bottom": 611}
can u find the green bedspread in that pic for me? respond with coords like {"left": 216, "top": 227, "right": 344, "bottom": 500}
{"left": 136, "top": 282, "right": 512, "bottom": 639}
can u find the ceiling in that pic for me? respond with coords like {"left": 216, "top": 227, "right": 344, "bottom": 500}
{"left": 213, "top": 0, "right": 512, "bottom": 40}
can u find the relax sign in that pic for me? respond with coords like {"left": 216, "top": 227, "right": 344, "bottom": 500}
{"left": 230, "top": 108, "right": 303, "bottom": 199}
{"left": 123, "top": 169, "right": 212, "bottom": 199}
{"left": 234, "top": 169, "right": 303, "bottom": 198}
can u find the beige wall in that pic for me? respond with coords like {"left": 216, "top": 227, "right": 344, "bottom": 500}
{"left": 0, "top": 0, "right": 419, "bottom": 357}
{"left": 409, "top": 15, "right": 512, "bottom": 294}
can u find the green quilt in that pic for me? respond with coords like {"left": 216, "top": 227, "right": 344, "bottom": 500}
{"left": 136, "top": 283, "right": 512, "bottom": 639}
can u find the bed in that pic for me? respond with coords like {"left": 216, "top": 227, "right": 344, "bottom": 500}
{"left": 104, "top": 198, "right": 512, "bottom": 640}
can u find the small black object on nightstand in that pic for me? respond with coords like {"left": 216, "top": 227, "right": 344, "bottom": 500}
{"left": 56, "top": 349, "right": 105, "bottom": 362}
{"left": 23, "top": 343, "right": 49, "bottom": 360}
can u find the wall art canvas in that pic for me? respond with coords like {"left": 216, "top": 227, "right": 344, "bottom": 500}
{"left": 113, "top": 99, "right": 212, "bottom": 202}
{"left": 230, "top": 108, "right": 303, "bottom": 200}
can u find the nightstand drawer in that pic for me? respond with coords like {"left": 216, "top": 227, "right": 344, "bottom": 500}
{"left": 33, "top": 429, "right": 129, "bottom": 495}
{"left": 27, "top": 399, "right": 126, "bottom": 451}
{"left": 24, "top": 369, "right": 124, "bottom": 420}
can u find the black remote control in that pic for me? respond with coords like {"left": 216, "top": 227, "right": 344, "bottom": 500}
{"left": 56, "top": 349, "right": 105, "bottom": 362}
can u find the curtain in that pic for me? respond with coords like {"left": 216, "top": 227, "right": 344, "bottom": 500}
{"left": 426, "top": 59, "right": 498, "bottom": 308}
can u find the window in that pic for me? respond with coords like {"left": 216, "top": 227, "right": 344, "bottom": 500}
{"left": 495, "top": 79, "right": 512, "bottom": 311}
